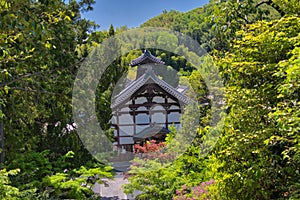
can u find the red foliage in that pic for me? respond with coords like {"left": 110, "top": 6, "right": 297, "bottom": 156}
{"left": 132, "top": 139, "right": 176, "bottom": 163}
{"left": 134, "top": 140, "right": 166, "bottom": 153}
{"left": 125, "top": 140, "right": 176, "bottom": 179}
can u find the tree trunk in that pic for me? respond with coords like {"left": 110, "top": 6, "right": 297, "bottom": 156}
{"left": 0, "top": 105, "right": 4, "bottom": 163}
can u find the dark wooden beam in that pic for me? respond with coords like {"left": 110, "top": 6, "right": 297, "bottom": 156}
{"left": 131, "top": 83, "right": 180, "bottom": 103}
{"left": 129, "top": 102, "right": 179, "bottom": 110}
{"left": 116, "top": 109, "right": 182, "bottom": 115}
{"left": 112, "top": 122, "right": 181, "bottom": 127}
{"left": 116, "top": 112, "right": 120, "bottom": 146}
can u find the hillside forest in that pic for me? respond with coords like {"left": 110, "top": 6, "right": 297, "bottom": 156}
{"left": 0, "top": 0, "right": 299, "bottom": 199}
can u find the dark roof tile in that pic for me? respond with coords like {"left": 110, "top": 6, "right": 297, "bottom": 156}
{"left": 130, "top": 50, "right": 165, "bottom": 66}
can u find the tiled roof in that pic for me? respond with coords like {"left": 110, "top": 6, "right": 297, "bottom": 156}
{"left": 130, "top": 50, "right": 165, "bottom": 66}
{"left": 133, "top": 124, "right": 169, "bottom": 141}
{"left": 111, "top": 69, "right": 189, "bottom": 109}
{"left": 176, "top": 85, "right": 189, "bottom": 94}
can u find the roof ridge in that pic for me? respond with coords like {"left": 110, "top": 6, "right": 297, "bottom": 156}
{"left": 112, "top": 74, "right": 145, "bottom": 100}
{"left": 111, "top": 70, "right": 189, "bottom": 109}
{"left": 130, "top": 49, "right": 165, "bottom": 66}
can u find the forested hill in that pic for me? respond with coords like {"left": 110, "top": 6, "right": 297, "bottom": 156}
{"left": 141, "top": 6, "right": 213, "bottom": 32}
{"left": 140, "top": 0, "right": 282, "bottom": 52}
{"left": 141, "top": 6, "right": 214, "bottom": 51}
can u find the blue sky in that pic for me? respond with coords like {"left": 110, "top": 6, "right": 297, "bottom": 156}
{"left": 81, "top": 0, "right": 210, "bottom": 30}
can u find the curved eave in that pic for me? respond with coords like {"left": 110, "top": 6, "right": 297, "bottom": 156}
{"left": 133, "top": 125, "right": 169, "bottom": 141}
{"left": 111, "top": 71, "right": 189, "bottom": 110}
{"left": 130, "top": 50, "right": 165, "bottom": 66}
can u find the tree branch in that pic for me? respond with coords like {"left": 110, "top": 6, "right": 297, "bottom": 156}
{"left": 0, "top": 71, "right": 50, "bottom": 87}
{"left": 256, "top": 0, "right": 285, "bottom": 16}
{"left": 0, "top": 57, "right": 84, "bottom": 88}
{"left": 8, "top": 87, "right": 64, "bottom": 95}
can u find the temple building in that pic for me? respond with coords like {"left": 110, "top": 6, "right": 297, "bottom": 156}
{"left": 111, "top": 50, "right": 189, "bottom": 152}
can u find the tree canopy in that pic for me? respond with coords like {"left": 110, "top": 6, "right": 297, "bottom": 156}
{"left": 0, "top": 0, "right": 299, "bottom": 199}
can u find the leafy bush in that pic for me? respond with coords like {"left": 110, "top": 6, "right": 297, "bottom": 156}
{"left": 173, "top": 180, "right": 216, "bottom": 200}
{"left": 0, "top": 168, "right": 37, "bottom": 199}
{"left": 42, "top": 166, "right": 113, "bottom": 199}
{"left": 5, "top": 150, "right": 113, "bottom": 199}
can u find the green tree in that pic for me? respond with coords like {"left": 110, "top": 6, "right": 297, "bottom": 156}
{"left": 109, "top": 24, "right": 115, "bottom": 36}
{"left": 210, "top": 0, "right": 290, "bottom": 51}
{"left": 0, "top": 0, "right": 96, "bottom": 162}
{"left": 213, "top": 16, "right": 300, "bottom": 199}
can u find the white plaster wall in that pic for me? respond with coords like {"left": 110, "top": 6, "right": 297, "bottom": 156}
{"left": 153, "top": 96, "right": 165, "bottom": 103}
{"left": 119, "top": 137, "right": 134, "bottom": 145}
{"left": 119, "top": 114, "right": 133, "bottom": 125}
{"left": 119, "top": 126, "right": 134, "bottom": 136}
{"left": 152, "top": 112, "right": 165, "bottom": 123}
{"left": 168, "top": 112, "right": 180, "bottom": 122}
{"left": 136, "top": 113, "right": 149, "bottom": 124}
{"left": 136, "top": 125, "right": 148, "bottom": 134}
{"left": 135, "top": 97, "right": 147, "bottom": 104}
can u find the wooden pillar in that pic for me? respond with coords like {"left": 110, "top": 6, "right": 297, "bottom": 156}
{"left": 116, "top": 110, "right": 120, "bottom": 147}
{"left": 165, "top": 108, "right": 169, "bottom": 129}
{"left": 164, "top": 95, "right": 169, "bottom": 129}
{"left": 132, "top": 99, "right": 136, "bottom": 135}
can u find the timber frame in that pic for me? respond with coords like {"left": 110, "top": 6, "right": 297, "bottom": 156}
{"left": 111, "top": 50, "right": 189, "bottom": 152}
